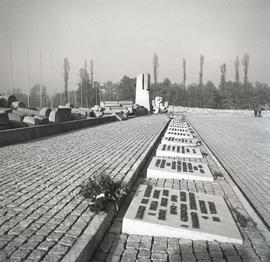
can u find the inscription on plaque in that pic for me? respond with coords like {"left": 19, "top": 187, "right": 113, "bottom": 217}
{"left": 122, "top": 185, "right": 243, "bottom": 244}
{"left": 161, "top": 136, "right": 197, "bottom": 147}
{"left": 147, "top": 157, "right": 213, "bottom": 181}
{"left": 164, "top": 131, "right": 193, "bottom": 139}
{"left": 156, "top": 143, "right": 202, "bottom": 159}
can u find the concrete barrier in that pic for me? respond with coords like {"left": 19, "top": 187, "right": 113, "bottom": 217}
{"left": 0, "top": 115, "right": 117, "bottom": 147}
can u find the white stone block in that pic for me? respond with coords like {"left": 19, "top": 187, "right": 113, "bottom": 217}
{"left": 135, "top": 73, "right": 151, "bottom": 111}
{"left": 122, "top": 185, "right": 243, "bottom": 244}
{"left": 147, "top": 157, "right": 213, "bottom": 181}
{"left": 167, "top": 127, "right": 190, "bottom": 133}
{"left": 161, "top": 137, "right": 197, "bottom": 147}
{"left": 164, "top": 130, "right": 193, "bottom": 139}
{"left": 156, "top": 143, "right": 202, "bottom": 158}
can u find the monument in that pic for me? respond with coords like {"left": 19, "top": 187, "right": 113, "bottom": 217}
{"left": 135, "top": 73, "right": 151, "bottom": 112}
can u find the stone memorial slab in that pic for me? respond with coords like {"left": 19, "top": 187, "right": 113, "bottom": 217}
{"left": 161, "top": 136, "right": 197, "bottom": 147}
{"left": 156, "top": 143, "right": 202, "bottom": 158}
{"left": 167, "top": 127, "right": 190, "bottom": 133}
{"left": 169, "top": 122, "right": 189, "bottom": 128}
{"left": 164, "top": 130, "right": 193, "bottom": 139}
{"left": 147, "top": 157, "right": 213, "bottom": 181}
{"left": 122, "top": 185, "right": 243, "bottom": 244}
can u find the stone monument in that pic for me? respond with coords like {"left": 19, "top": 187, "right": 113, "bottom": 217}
{"left": 135, "top": 73, "right": 151, "bottom": 112}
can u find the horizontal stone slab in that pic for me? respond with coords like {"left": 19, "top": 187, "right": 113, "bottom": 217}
{"left": 122, "top": 185, "right": 243, "bottom": 244}
{"left": 161, "top": 136, "right": 197, "bottom": 147}
{"left": 156, "top": 143, "right": 202, "bottom": 158}
{"left": 164, "top": 130, "right": 193, "bottom": 139}
{"left": 147, "top": 157, "right": 213, "bottom": 181}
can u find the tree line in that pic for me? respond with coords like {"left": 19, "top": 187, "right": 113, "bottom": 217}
{"left": 10, "top": 53, "right": 270, "bottom": 110}
{"left": 152, "top": 53, "right": 270, "bottom": 109}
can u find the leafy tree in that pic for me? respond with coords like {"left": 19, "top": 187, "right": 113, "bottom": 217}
{"left": 203, "top": 81, "right": 219, "bottom": 108}
{"left": 117, "top": 76, "right": 136, "bottom": 100}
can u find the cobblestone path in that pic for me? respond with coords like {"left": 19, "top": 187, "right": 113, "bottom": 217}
{"left": 187, "top": 115, "right": 270, "bottom": 230}
{"left": 93, "top": 120, "right": 270, "bottom": 262}
{"left": 0, "top": 115, "right": 168, "bottom": 262}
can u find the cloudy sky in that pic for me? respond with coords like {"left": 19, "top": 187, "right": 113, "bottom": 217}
{"left": 0, "top": 0, "right": 269, "bottom": 94}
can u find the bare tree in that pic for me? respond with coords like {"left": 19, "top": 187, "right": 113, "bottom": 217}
{"left": 63, "top": 58, "right": 70, "bottom": 105}
{"left": 199, "top": 54, "right": 204, "bottom": 107}
{"left": 84, "top": 60, "right": 88, "bottom": 107}
{"left": 220, "top": 63, "right": 226, "bottom": 93}
{"left": 182, "top": 58, "right": 186, "bottom": 90}
{"left": 90, "top": 60, "right": 94, "bottom": 87}
{"left": 153, "top": 53, "right": 159, "bottom": 90}
{"left": 242, "top": 53, "right": 249, "bottom": 92}
{"left": 234, "top": 56, "right": 240, "bottom": 83}
{"left": 234, "top": 56, "right": 240, "bottom": 108}
{"left": 182, "top": 58, "right": 186, "bottom": 106}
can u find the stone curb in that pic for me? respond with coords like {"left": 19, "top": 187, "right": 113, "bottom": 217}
{"left": 61, "top": 117, "right": 170, "bottom": 262}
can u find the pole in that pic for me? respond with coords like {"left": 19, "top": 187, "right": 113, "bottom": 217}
{"left": 26, "top": 47, "right": 30, "bottom": 108}
{"left": 50, "top": 54, "right": 53, "bottom": 108}
{"left": 39, "top": 49, "right": 42, "bottom": 108}
{"left": 9, "top": 36, "right": 14, "bottom": 94}
{"left": 59, "top": 58, "right": 62, "bottom": 106}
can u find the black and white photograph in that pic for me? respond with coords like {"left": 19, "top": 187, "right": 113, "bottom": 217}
{"left": 0, "top": 0, "right": 270, "bottom": 261}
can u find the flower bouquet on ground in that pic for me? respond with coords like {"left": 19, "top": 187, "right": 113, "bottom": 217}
{"left": 79, "top": 172, "right": 128, "bottom": 213}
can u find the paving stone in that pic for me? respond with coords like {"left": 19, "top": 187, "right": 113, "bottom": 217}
{"left": 168, "top": 252, "right": 182, "bottom": 262}
{"left": 137, "top": 249, "right": 150, "bottom": 258}
{"left": 121, "top": 254, "right": 137, "bottom": 262}
{"left": 181, "top": 252, "right": 196, "bottom": 262}
{"left": 126, "top": 242, "right": 140, "bottom": 249}
{"left": 136, "top": 258, "right": 151, "bottom": 262}
{"left": 151, "top": 252, "right": 168, "bottom": 260}
{"left": 127, "top": 234, "right": 142, "bottom": 243}
{"left": 37, "top": 240, "right": 56, "bottom": 251}
{"left": 48, "top": 244, "right": 69, "bottom": 255}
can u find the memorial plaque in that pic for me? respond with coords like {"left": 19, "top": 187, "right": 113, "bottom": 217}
{"left": 167, "top": 127, "right": 190, "bottom": 133}
{"left": 156, "top": 143, "right": 202, "bottom": 158}
{"left": 122, "top": 185, "right": 243, "bottom": 244}
{"left": 169, "top": 123, "right": 189, "bottom": 128}
{"left": 164, "top": 130, "right": 193, "bottom": 139}
{"left": 147, "top": 157, "right": 213, "bottom": 181}
{"left": 161, "top": 137, "right": 197, "bottom": 147}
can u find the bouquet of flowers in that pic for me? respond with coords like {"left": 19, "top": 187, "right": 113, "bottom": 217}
{"left": 80, "top": 172, "right": 128, "bottom": 213}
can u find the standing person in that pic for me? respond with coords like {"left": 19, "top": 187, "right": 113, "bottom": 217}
{"left": 254, "top": 107, "right": 258, "bottom": 117}
{"left": 258, "top": 107, "right": 262, "bottom": 117}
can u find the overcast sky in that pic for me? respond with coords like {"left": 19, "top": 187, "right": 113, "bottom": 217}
{"left": 0, "top": 0, "right": 269, "bottom": 94}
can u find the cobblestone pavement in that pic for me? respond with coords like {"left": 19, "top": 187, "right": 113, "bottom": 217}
{"left": 187, "top": 114, "right": 270, "bottom": 230}
{"left": 0, "top": 115, "right": 168, "bottom": 262}
{"left": 93, "top": 123, "right": 270, "bottom": 262}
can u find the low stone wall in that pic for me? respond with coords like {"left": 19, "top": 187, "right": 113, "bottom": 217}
{"left": 0, "top": 115, "right": 116, "bottom": 147}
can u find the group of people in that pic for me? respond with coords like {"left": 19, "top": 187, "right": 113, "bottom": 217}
{"left": 254, "top": 107, "right": 262, "bottom": 117}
